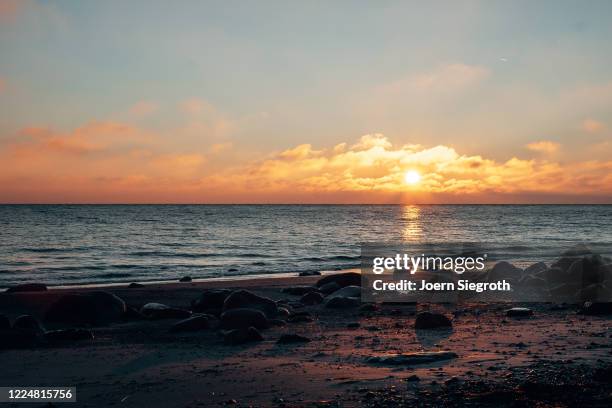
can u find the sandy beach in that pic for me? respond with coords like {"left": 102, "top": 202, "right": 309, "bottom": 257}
{"left": 1, "top": 271, "right": 612, "bottom": 407}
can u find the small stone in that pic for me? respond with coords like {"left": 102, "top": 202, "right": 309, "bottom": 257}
{"left": 299, "top": 271, "right": 321, "bottom": 276}
{"left": 5, "top": 283, "right": 48, "bottom": 293}
{"left": 179, "top": 276, "right": 192, "bottom": 282}
{"left": 367, "top": 351, "right": 458, "bottom": 365}
{"left": 127, "top": 282, "right": 144, "bottom": 288}
{"left": 414, "top": 312, "right": 452, "bottom": 329}
{"left": 277, "top": 334, "right": 311, "bottom": 344}
{"left": 506, "top": 307, "right": 533, "bottom": 317}
{"left": 45, "top": 328, "right": 94, "bottom": 343}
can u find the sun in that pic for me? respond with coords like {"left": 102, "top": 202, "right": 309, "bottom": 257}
{"left": 404, "top": 170, "right": 421, "bottom": 185}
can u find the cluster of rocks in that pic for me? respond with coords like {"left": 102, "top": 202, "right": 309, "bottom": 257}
{"left": 0, "top": 313, "right": 93, "bottom": 349}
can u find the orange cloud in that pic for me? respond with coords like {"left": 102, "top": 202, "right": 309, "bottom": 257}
{"left": 525, "top": 140, "right": 560, "bottom": 154}
{"left": 1, "top": 128, "right": 611, "bottom": 203}
{"left": 583, "top": 118, "right": 604, "bottom": 133}
{"left": 129, "top": 100, "right": 158, "bottom": 117}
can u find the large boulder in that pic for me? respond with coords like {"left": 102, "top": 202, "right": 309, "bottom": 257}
{"left": 140, "top": 303, "right": 191, "bottom": 319}
{"left": 13, "top": 315, "right": 45, "bottom": 334}
{"left": 324, "top": 296, "right": 360, "bottom": 308}
{"left": 316, "top": 272, "right": 361, "bottom": 289}
{"left": 5, "top": 283, "right": 48, "bottom": 293}
{"left": 191, "top": 289, "right": 232, "bottom": 313}
{"left": 318, "top": 282, "right": 341, "bottom": 295}
{"left": 300, "top": 291, "right": 324, "bottom": 305}
{"left": 488, "top": 261, "right": 522, "bottom": 283}
{"left": 169, "top": 314, "right": 215, "bottom": 332}
{"left": 579, "top": 301, "right": 612, "bottom": 315}
{"left": 414, "top": 312, "right": 452, "bottom": 329}
{"left": 223, "top": 327, "right": 264, "bottom": 345}
{"left": 328, "top": 285, "right": 361, "bottom": 299}
{"left": 220, "top": 308, "right": 268, "bottom": 330}
{"left": 223, "top": 290, "right": 278, "bottom": 318}
{"left": 281, "top": 286, "right": 318, "bottom": 296}
{"left": 44, "top": 291, "right": 126, "bottom": 326}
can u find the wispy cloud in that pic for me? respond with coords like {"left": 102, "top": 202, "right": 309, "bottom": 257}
{"left": 525, "top": 140, "right": 560, "bottom": 154}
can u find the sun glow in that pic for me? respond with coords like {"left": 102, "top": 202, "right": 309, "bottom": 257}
{"left": 404, "top": 170, "right": 421, "bottom": 185}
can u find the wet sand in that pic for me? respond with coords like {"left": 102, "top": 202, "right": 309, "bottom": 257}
{"left": 1, "top": 275, "right": 612, "bottom": 407}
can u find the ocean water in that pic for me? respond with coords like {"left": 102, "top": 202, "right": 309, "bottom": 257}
{"left": 0, "top": 205, "right": 611, "bottom": 288}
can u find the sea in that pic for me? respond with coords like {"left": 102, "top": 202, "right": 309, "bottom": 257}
{"left": 0, "top": 205, "right": 611, "bottom": 288}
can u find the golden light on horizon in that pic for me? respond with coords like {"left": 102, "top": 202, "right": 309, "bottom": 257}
{"left": 404, "top": 170, "right": 421, "bottom": 185}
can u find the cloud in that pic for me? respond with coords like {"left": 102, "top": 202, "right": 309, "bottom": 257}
{"left": 525, "top": 140, "right": 560, "bottom": 154}
{"left": 206, "top": 134, "right": 610, "bottom": 201}
{"left": 129, "top": 100, "right": 158, "bottom": 117}
{"left": 583, "top": 118, "right": 604, "bottom": 133}
{"left": 1, "top": 129, "right": 611, "bottom": 203}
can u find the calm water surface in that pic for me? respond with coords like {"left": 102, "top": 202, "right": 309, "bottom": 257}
{"left": 0, "top": 205, "right": 611, "bottom": 287}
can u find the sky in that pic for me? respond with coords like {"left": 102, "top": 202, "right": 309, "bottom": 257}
{"left": 0, "top": 0, "right": 611, "bottom": 203}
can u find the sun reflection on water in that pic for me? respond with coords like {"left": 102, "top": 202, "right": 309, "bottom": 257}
{"left": 401, "top": 205, "right": 423, "bottom": 242}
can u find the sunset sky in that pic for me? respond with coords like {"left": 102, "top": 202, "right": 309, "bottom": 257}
{"left": 1, "top": 0, "right": 611, "bottom": 203}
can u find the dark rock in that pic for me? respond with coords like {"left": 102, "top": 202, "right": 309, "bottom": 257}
{"left": 299, "top": 271, "right": 321, "bottom": 276}
{"left": 367, "top": 351, "right": 457, "bottom": 365}
{"left": 316, "top": 272, "right": 361, "bottom": 289}
{"left": 506, "top": 307, "right": 533, "bottom": 317}
{"left": 0, "top": 315, "right": 10, "bottom": 330}
{"left": 277, "top": 307, "right": 291, "bottom": 318}
{"left": 488, "top": 261, "right": 522, "bottom": 283}
{"left": 45, "top": 291, "right": 126, "bottom": 326}
{"left": 281, "top": 286, "right": 318, "bottom": 296}
{"left": 552, "top": 257, "right": 580, "bottom": 273}
{"left": 128, "top": 282, "right": 144, "bottom": 288}
{"left": 524, "top": 262, "right": 548, "bottom": 276}
{"left": 277, "top": 333, "right": 310, "bottom": 344}
{"left": 5, "top": 283, "right": 48, "bottom": 293}
{"left": 347, "top": 322, "right": 360, "bottom": 328}
{"left": 140, "top": 303, "right": 191, "bottom": 319}
{"left": 170, "top": 314, "right": 215, "bottom": 332}
{"left": 405, "top": 375, "right": 420, "bottom": 382}
{"left": 318, "top": 282, "right": 342, "bottom": 295}
{"left": 414, "top": 312, "right": 452, "bottom": 329}
{"left": 223, "top": 326, "right": 263, "bottom": 345}
{"left": 13, "top": 315, "right": 45, "bottom": 333}
{"left": 287, "top": 312, "right": 313, "bottom": 323}
{"left": 328, "top": 285, "right": 361, "bottom": 299}
{"left": 300, "top": 291, "right": 324, "bottom": 305}
{"left": 44, "top": 328, "right": 94, "bottom": 343}
{"left": 360, "top": 303, "right": 380, "bottom": 312}
{"left": 0, "top": 329, "right": 39, "bottom": 349}
{"left": 220, "top": 308, "right": 268, "bottom": 330}
{"left": 179, "top": 276, "right": 192, "bottom": 282}
{"left": 124, "top": 306, "right": 146, "bottom": 320}
{"left": 227, "top": 268, "right": 238, "bottom": 272}
{"left": 579, "top": 301, "right": 612, "bottom": 315}
{"left": 223, "top": 290, "right": 278, "bottom": 318}
{"left": 191, "top": 289, "right": 232, "bottom": 312}
{"left": 325, "top": 296, "right": 360, "bottom": 308}
{"left": 268, "top": 319, "right": 287, "bottom": 326}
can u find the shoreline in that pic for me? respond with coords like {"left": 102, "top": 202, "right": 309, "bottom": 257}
{"left": 1, "top": 268, "right": 360, "bottom": 292}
